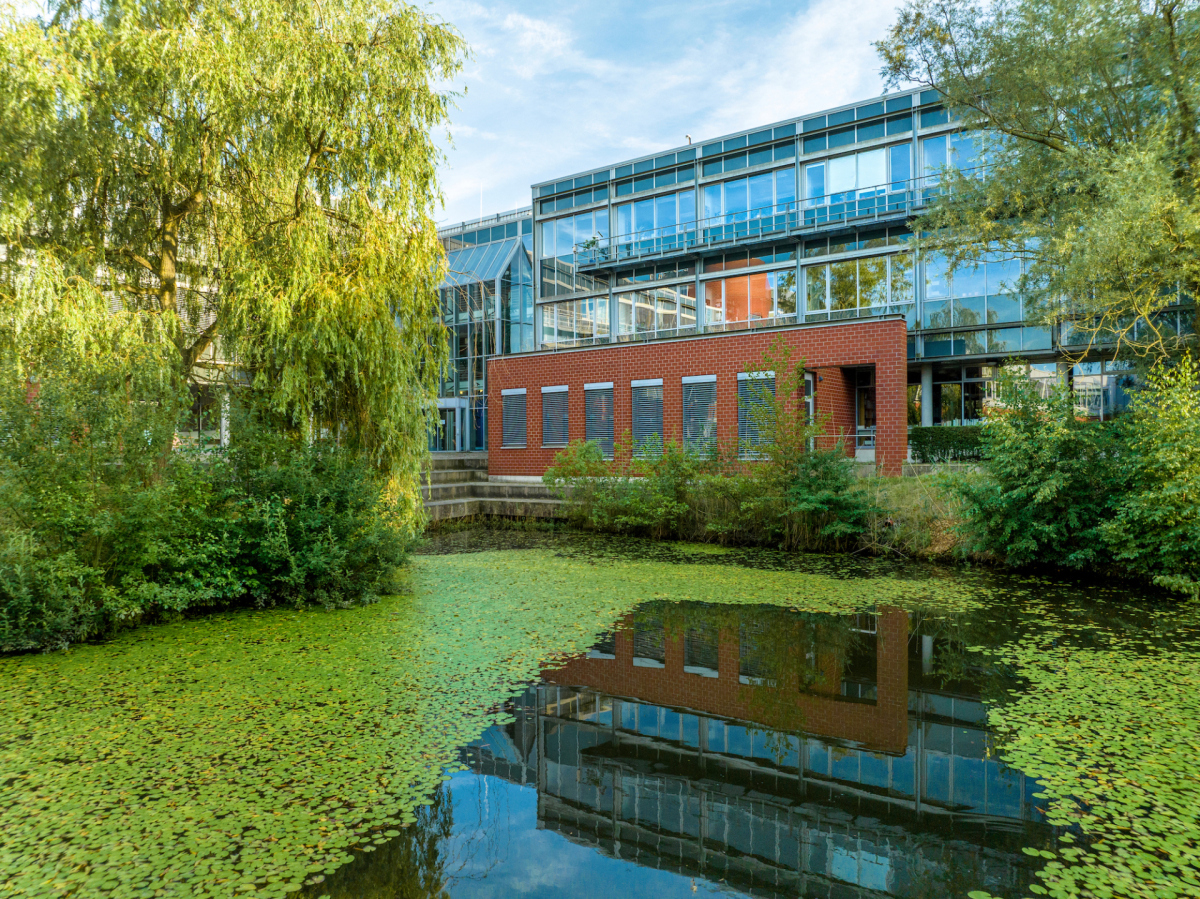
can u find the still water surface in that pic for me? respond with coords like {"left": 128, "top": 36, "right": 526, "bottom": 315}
{"left": 310, "top": 532, "right": 1067, "bottom": 899}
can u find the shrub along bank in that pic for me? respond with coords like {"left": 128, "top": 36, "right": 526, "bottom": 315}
{"left": 544, "top": 341, "right": 1200, "bottom": 599}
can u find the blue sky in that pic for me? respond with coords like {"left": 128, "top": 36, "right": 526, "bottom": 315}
{"left": 430, "top": 0, "right": 909, "bottom": 225}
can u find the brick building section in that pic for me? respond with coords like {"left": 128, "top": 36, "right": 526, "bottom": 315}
{"left": 542, "top": 608, "right": 910, "bottom": 756}
{"left": 487, "top": 317, "right": 908, "bottom": 476}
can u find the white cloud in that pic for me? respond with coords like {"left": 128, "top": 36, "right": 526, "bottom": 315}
{"left": 431, "top": 0, "right": 909, "bottom": 225}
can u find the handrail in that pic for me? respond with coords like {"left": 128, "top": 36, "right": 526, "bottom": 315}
{"left": 570, "top": 173, "right": 954, "bottom": 266}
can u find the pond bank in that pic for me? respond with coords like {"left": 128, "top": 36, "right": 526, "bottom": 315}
{"left": 2, "top": 528, "right": 1197, "bottom": 898}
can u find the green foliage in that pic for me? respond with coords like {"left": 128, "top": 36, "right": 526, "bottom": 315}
{"left": 908, "top": 425, "right": 983, "bottom": 463}
{"left": 0, "top": 0, "right": 463, "bottom": 494}
{"left": 543, "top": 339, "right": 876, "bottom": 552}
{"left": 953, "top": 367, "right": 1122, "bottom": 568}
{"left": 878, "top": 0, "right": 1200, "bottom": 360}
{"left": 1100, "top": 355, "right": 1200, "bottom": 597}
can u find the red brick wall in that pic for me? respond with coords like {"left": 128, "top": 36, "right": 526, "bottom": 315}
{"left": 542, "top": 608, "right": 910, "bottom": 755}
{"left": 487, "top": 318, "right": 908, "bottom": 475}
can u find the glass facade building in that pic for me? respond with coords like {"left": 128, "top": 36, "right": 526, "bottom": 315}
{"left": 436, "top": 87, "right": 1191, "bottom": 451}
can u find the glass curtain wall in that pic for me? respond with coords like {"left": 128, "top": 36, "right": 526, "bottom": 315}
{"left": 435, "top": 226, "right": 534, "bottom": 451}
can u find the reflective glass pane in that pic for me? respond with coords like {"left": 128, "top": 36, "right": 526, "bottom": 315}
{"left": 1023, "top": 326, "right": 1053, "bottom": 350}
{"left": 953, "top": 264, "right": 986, "bottom": 298}
{"left": 830, "top": 260, "right": 857, "bottom": 314}
{"left": 725, "top": 276, "right": 750, "bottom": 322}
{"left": 655, "top": 193, "right": 676, "bottom": 229}
{"left": 987, "top": 257, "right": 1022, "bottom": 294}
{"left": 922, "top": 135, "right": 947, "bottom": 176}
{"left": 656, "top": 290, "right": 677, "bottom": 330}
{"left": 703, "top": 184, "right": 722, "bottom": 220}
{"left": 634, "top": 199, "right": 655, "bottom": 235}
{"left": 960, "top": 330, "right": 987, "bottom": 354}
{"left": 678, "top": 190, "right": 696, "bottom": 223}
{"left": 804, "top": 163, "right": 825, "bottom": 203}
{"left": 889, "top": 143, "right": 911, "bottom": 190}
{"left": 541, "top": 220, "right": 555, "bottom": 258}
{"left": 925, "top": 254, "right": 949, "bottom": 298}
{"left": 989, "top": 327, "right": 1021, "bottom": 353}
{"left": 857, "top": 148, "right": 887, "bottom": 193}
{"left": 858, "top": 257, "right": 888, "bottom": 308}
{"left": 616, "top": 204, "right": 632, "bottom": 239}
{"left": 556, "top": 217, "right": 572, "bottom": 260}
{"left": 890, "top": 254, "right": 915, "bottom": 304}
{"left": 829, "top": 155, "right": 857, "bottom": 199}
{"left": 748, "top": 273, "right": 771, "bottom": 319}
{"left": 923, "top": 300, "right": 951, "bottom": 329}
{"left": 987, "top": 294, "right": 1022, "bottom": 324}
{"left": 953, "top": 296, "right": 986, "bottom": 327}
{"left": 704, "top": 280, "right": 724, "bottom": 325}
{"left": 748, "top": 172, "right": 773, "bottom": 215}
{"left": 725, "top": 178, "right": 748, "bottom": 218}
{"left": 951, "top": 132, "right": 980, "bottom": 171}
{"left": 776, "top": 168, "right": 796, "bottom": 205}
{"left": 773, "top": 270, "right": 797, "bottom": 315}
{"left": 805, "top": 266, "right": 828, "bottom": 313}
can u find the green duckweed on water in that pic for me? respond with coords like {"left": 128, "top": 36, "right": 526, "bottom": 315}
{"left": 1, "top": 530, "right": 1199, "bottom": 898}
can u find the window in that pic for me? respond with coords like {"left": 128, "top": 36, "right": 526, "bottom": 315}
{"left": 684, "top": 622, "right": 719, "bottom": 676}
{"left": 616, "top": 285, "right": 696, "bottom": 338}
{"left": 615, "top": 189, "right": 696, "bottom": 248}
{"left": 540, "top": 296, "right": 611, "bottom": 349}
{"left": 584, "top": 383, "right": 614, "bottom": 458}
{"left": 738, "top": 372, "right": 776, "bottom": 458}
{"left": 631, "top": 379, "right": 663, "bottom": 457}
{"left": 541, "top": 386, "right": 568, "bottom": 447}
{"left": 501, "top": 389, "right": 526, "bottom": 447}
{"left": 539, "top": 210, "right": 611, "bottom": 297}
{"left": 633, "top": 619, "right": 666, "bottom": 667}
{"left": 701, "top": 169, "right": 796, "bottom": 224}
{"left": 682, "top": 375, "right": 717, "bottom": 456}
{"left": 703, "top": 270, "right": 794, "bottom": 325}
{"left": 803, "top": 254, "right": 915, "bottom": 322}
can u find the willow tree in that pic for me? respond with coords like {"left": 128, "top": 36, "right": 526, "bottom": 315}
{"left": 877, "top": 0, "right": 1200, "bottom": 360}
{"left": 0, "top": 0, "right": 463, "bottom": 520}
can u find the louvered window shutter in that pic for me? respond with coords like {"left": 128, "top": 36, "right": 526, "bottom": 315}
{"left": 501, "top": 390, "right": 527, "bottom": 447}
{"left": 682, "top": 376, "right": 717, "bottom": 456}
{"left": 630, "top": 380, "right": 663, "bottom": 457}
{"left": 584, "top": 383, "right": 614, "bottom": 458}
{"left": 737, "top": 372, "right": 776, "bottom": 458}
{"left": 541, "top": 386, "right": 569, "bottom": 447}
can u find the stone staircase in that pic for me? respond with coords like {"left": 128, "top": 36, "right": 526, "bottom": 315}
{"left": 422, "top": 453, "right": 564, "bottom": 522}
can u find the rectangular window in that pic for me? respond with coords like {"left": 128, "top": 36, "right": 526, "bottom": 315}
{"left": 584, "top": 383, "right": 614, "bottom": 458}
{"left": 541, "top": 386, "right": 568, "bottom": 448}
{"left": 501, "top": 389, "right": 527, "bottom": 448}
{"left": 738, "top": 372, "right": 776, "bottom": 458}
{"left": 682, "top": 375, "right": 717, "bottom": 456}
{"left": 631, "top": 380, "right": 664, "bottom": 457}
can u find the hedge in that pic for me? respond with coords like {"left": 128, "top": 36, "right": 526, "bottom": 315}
{"left": 909, "top": 425, "right": 984, "bottom": 463}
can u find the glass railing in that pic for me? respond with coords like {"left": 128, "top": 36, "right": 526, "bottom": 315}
{"left": 573, "top": 175, "right": 942, "bottom": 266}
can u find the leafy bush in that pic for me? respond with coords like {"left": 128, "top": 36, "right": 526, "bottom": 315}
{"left": 543, "top": 338, "right": 875, "bottom": 552}
{"left": 0, "top": 267, "right": 411, "bottom": 651}
{"left": 1100, "top": 356, "right": 1200, "bottom": 598}
{"left": 909, "top": 425, "right": 983, "bottom": 463}
{"left": 952, "top": 367, "right": 1123, "bottom": 569}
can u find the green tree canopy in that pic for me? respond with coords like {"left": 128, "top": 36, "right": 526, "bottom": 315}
{"left": 877, "top": 0, "right": 1200, "bottom": 361}
{"left": 0, "top": 0, "right": 464, "bottom": 509}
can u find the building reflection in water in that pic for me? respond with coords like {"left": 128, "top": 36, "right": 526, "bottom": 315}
{"left": 461, "top": 603, "right": 1044, "bottom": 899}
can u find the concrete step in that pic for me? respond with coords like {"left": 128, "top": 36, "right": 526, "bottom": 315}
{"left": 425, "top": 498, "right": 481, "bottom": 522}
{"left": 472, "top": 482, "right": 559, "bottom": 501}
{"left": 421, "top": 468, "right": 490, "bottom": 487}
{"left": 429, "top": 452, "right": 487, "bottom": 471}
{"left": 421, "top": 482, "right": 480, "bottom": 502}
{"left": 475, "top": 498, "right": 564, "bottom": 518}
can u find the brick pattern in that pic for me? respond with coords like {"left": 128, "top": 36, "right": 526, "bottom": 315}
{"left": 487, "top": 319, "right": 908, "bottom": 476}
{"left": 543, "top": 608, "right": 911, "bottom": 755}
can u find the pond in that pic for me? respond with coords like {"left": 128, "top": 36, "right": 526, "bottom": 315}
{"left": 2, "top": 529, "right": 1199, "bottom": 899}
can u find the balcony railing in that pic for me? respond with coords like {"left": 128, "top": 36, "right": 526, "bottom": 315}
{"left": 573, "top": 175, "right": 941, "bottom": 268}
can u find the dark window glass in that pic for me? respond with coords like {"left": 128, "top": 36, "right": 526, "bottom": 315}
{"left": 616, "top": 270, "right": 634, "bottom": 287}
{"left": 463, "top": 231, "right": 477, "bottom": 245}
{"left": 803, "top": 134, "right": 827, "bottom": 154}
{"left": 634, "top": 175, "right": 653, "bottom": 192}
{"left": 804, "top": 238, "right": 827, "bottom": 257}
{"left": 724, "top": 249, "right": 749, "bottom": 270}
{"left": 774, "top": 123, "right": 797, "bottom": 139}
{"left": 702, "top": 159, "right": 722, "bottom": 177}
{"left": 573, "top": 189, "right": 591, "bottom": 205}
{"left": 655, "top": 170, "right": 677, "bottom": 188}
{"left": 888, "top": 226, "right": 913, "bottom": 245}
{"left": 829, "top": 108, "right": 855, "bottom": 126}
{"left": 702, "top": 141, "right": 722, "bottom": 157}
{"left": 491, "top": 225, "right": 505, "bottom": 241}
{"left": 860, "top": 228, "right": 887, "bottom": 249}
{"left": 654, "top": 153, "right": 676, "bottom": 169}
{"left": 678, "top": 259, "right": 697, "bottom": 277}
{"left": 616, "top": 179, "right": 633, "bottom": 197}
{"left": 774, "top": 142, "right": 796, "bottom": 160}
{"left": 987, "top": 294, "right": 1022, "bottom": 324}
{"left": 723, "top": 151, "right": 748, "bottom": 172}
{"left": 539, "top": 199, "right": 554, "bottom": 214}
{"left": 724, "top": 135, "right": 747, "bottom": 151}
{"left": 803, "top": 116, "right": 826, "bottom": 133}
{"left": 886, "top": 95, "right": 913, "bottom": 112}
{"left": 828, "top": 126, "right": 855, "bottom": 148}
{"left": 921, "top": 107, "right": 949, "bottom": 128}
{"left": 920, "top": 89, "right": 941, "bottom": 105}
{"left": 748, "top": 129, "right": 772, "bottom": 146}
{"left": 616, "top": 164, "right": 633, "bottom": 178}
{"left": 676, "top": 165, "right": 695, "bottom": 182}
{"left": 538, "top": 185, "right": 555, "bottom": 198}
{"left": 555, "top": 180, "right": 573, "bottom": 193}
{"left": 1023, "top": 326, "right": 1053, "bottom": 350}
{"left": 677, "top": 148, "right": 697, "bottom": 162}
{"left": 857, "top": 101, "right": 884, "bottom": 119}
{"left": 924, "top": 332, "right": 953, "bottom": 357}
{"left": 989, "top": 327, "right": 1021, "bottom": 353}
{"left": 634, "top": 265, "right": 654, "bottom": 282}
{"left": 592, "top": 185, "right": 608, "bottom": 201}
{"left": 556, "top": 195, "right": 573, "bottom": 211}
{"left": 505, "top": 222, "right": 518, "bottom": 238}
{"left": 522, "top": 218, "right": 532, "bottom": 234}
{"left": 574, "top": 174, "right": 592, "bottom": 189}
{"left": 633, "top": 619, "right": 666, "bottom": 662}
{"left": 592, "top": 170, "right": 609, "bottom": 183}
{"left": 857, "top": 121, "right": 885, "bottom": 142}
{"left": 703, "top": 255, "right": 726, "bottom": 273}
{"left": 749, "top": 146, "right": 772, "bottom": 167}
{"left": 584, "top": 388, "right": 614, "bottom": 458}
{"left": 633, "top": 159, "right": 654, "bottom": 174}
{"left": 886, "top": 114, "right": 912, "bottom": 135}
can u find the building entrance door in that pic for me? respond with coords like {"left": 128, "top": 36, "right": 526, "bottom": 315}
{"left": 854, "top": 368, "right": 876, "bottom": 462}
{"left": 431, "top": 398, "right": 467, "bottom": 452}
